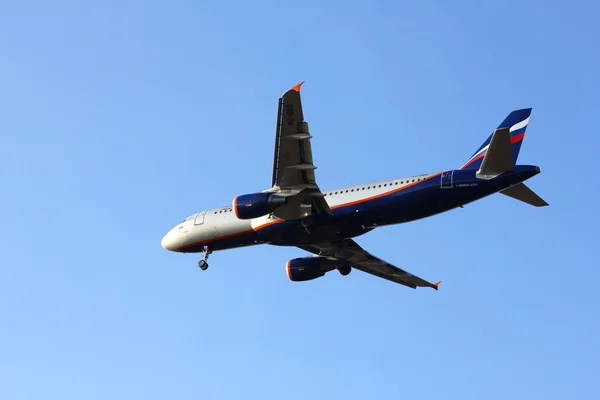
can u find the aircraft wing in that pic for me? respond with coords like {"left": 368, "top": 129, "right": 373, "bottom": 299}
{"left": 269, "top": 82, "right": 332, "bottom": 220}
{"left": 298, "top": 239, "right": 441, "bottom": 290}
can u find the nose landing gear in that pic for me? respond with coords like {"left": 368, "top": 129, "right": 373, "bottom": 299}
{"left": 198, "top": 260, "right": 208, "bottom": 270}
{"left": 198, "top": 246, "right": 212, "bottom": 270}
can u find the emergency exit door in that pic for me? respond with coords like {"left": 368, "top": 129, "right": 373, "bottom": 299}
{"left": 440, "top": 170, "right": 454, "bottom": 188}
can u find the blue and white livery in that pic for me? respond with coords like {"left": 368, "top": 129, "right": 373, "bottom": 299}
{"left": 161, "top": 83, "right": 548, "bottom": 290}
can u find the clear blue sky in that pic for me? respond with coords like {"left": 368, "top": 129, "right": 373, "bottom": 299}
{"left": 1, "top": 1, "right": 598, "bottom": 399}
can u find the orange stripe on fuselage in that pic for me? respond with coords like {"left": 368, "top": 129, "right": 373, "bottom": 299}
{"left": 251, "top": 173, "right": 442, "bottom": 230}
{"left": 180, "top": 173, "right": 441, "bottom": 250}
{"left": 178, "top": 218, "right": 284, "bottom": 251}
{"left": 253, "top": 219, "right": 282, "bottom": 231}
{"left": 178, "top": 227, "right": 255, "bottom": 251}
{"left": 330, "top": 173, "right": 442, "bottom": 210}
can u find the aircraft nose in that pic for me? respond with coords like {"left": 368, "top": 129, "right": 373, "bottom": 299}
{"left": 161, "top": 228, "right": 180, "bottom": 252}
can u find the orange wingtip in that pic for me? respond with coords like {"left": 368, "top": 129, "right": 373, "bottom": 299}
{"left": 433, "top": 281, "right": 441, "bottom": 290}
{"left": 290, "top": 81, "right": 305, "bottom": 92}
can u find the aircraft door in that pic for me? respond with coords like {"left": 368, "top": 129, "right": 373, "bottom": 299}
{"left": 194, "top": 210, "right": 207, "bottom": 225}
{"left": 441, "top": 170, "right": 454, "bottom": 188}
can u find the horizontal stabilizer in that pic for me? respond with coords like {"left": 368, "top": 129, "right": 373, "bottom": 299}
{"left": 500, "top": 183, "right": 548, "bottom": 207}
{"left": 477, "top": 128, "right": 514, "bottom": 179}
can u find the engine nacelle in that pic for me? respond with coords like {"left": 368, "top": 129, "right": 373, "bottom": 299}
{"left": 233, "top": 192, "right": 287, "bottom": 220}
{"left": 286, "top": 257, "right": 338, "bottom": 282}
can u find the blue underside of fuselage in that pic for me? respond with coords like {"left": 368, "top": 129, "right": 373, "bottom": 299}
{"left": 181, "top": 165, "right": 540, "bottom": 253}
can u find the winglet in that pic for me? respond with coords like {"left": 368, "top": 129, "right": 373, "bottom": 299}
{"left": 290, "top": 81, "right": 305, "bottom": 92}
{"left": 433, "top": 281, "right": 441, "bottom": 290}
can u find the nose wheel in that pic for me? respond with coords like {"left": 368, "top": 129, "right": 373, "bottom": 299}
{"left": 198, "top": 246, "right": 212, "bottom": 270}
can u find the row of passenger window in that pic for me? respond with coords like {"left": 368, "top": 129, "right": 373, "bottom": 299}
{"left": 212, "top": 177, "right": 427, "bottom": 212}
{"left": 323, "top": 178, "right": 425, "bottom": 197}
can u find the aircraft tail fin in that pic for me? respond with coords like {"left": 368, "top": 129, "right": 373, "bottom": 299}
{"left": 460, "top": 108, "right": 531, "bottom": 172}
{"left": 500, "top": 183, "right": 549, "bottom": 207}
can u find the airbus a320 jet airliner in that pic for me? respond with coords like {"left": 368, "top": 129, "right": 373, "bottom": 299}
{"left": 161, "top": 82, "right": 548, "bottom": 290}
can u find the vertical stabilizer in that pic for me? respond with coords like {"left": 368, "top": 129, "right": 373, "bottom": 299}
{"left": 460, "top": 108, "right": 531, "bottom": 171}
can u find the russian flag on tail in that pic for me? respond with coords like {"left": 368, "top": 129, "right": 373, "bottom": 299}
{"left": 460, "top": 108, "right": 532, "bottom": 170}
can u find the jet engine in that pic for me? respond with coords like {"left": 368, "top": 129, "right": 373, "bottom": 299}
{"left": 232, "top": 193, "right": 287, "bottom": 219}
{"left": 286, "top": 256, "right": 343, "bottom": 282}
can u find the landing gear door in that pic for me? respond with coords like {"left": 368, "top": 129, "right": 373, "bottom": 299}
{"left": 441, "top": 170, "right": 454, "bottom": 188}
{"left": 194, "top": 210, "right": 207, "bottom": 225}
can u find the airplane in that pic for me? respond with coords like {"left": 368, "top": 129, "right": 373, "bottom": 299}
{"left": 161, "top": 82, "right": 548, "bottom": 290}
